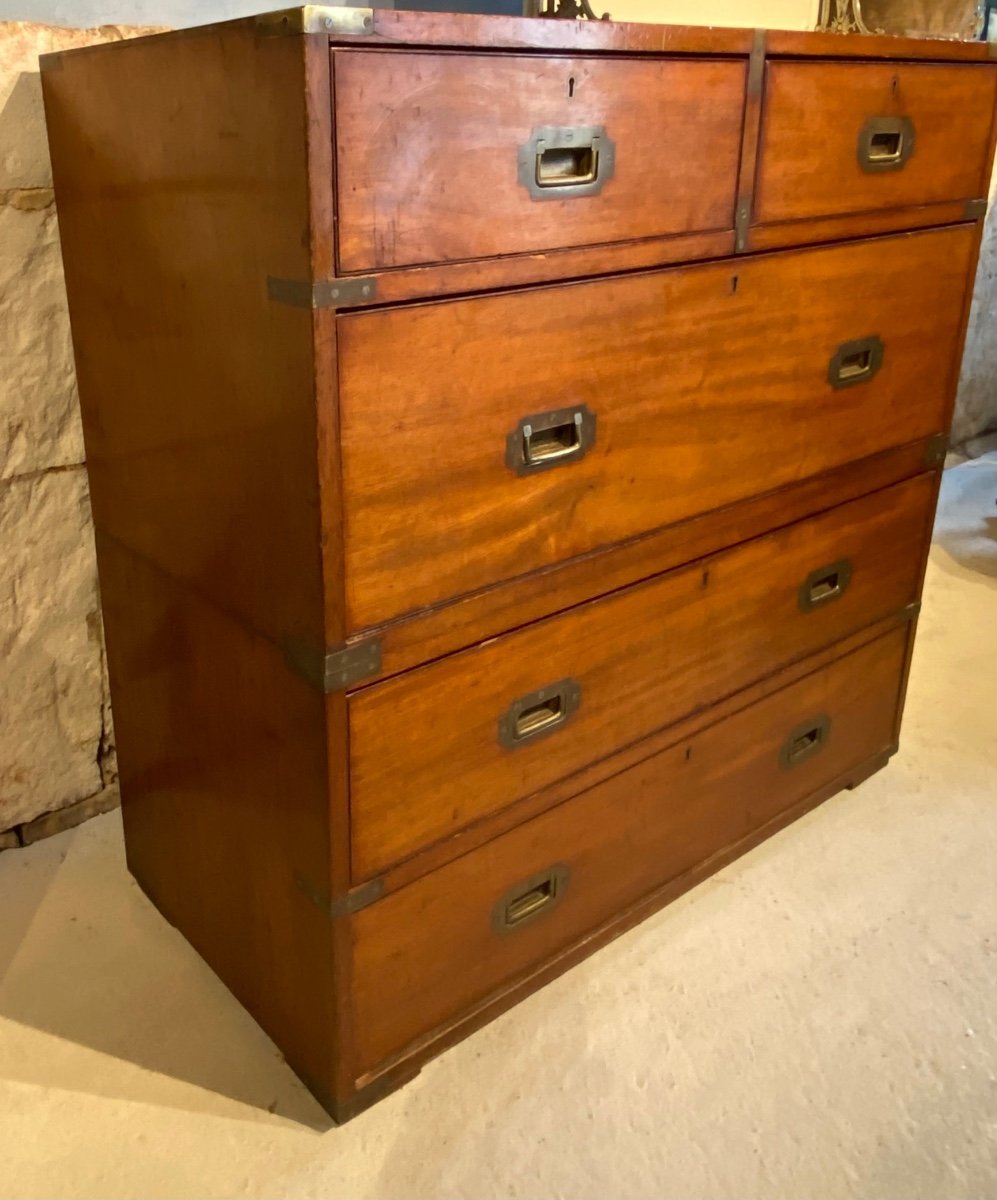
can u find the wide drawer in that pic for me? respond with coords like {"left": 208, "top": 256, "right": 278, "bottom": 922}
{"left": 351, "top": 624, "right": 908, "bottom": 1075}
{"left": 338, "top": 224, "right": 970, "bottom": 630}
{"left": 332, "top": 51, "right": 746, "bottom": 272}
{"left": 348, "top": 473, "right": 932, "bottom": 880}
{"left": 754, "top": 62, "right": 997, "bottom": 225}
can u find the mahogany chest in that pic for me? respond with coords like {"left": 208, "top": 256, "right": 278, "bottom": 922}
{"left": 42, "top": 7, "right": 997, "bottom": 1120}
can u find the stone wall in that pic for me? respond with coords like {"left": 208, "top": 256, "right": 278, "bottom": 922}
{"left": 0, "top": 14, "right": 995, "bottom": 844}
{"left": 0, "top": 22, "right": 160, "bottom": 842}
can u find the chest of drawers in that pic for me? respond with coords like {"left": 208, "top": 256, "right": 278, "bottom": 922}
{"left": 42, "top": 7, "right": 997, "bottom": 1121}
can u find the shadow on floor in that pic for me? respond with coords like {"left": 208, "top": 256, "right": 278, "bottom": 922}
{"left": 0, "top": 811, "right": 331, "bottom": 1130}
{"left": 933, "top": 455, "right": 997, "bottom": 581}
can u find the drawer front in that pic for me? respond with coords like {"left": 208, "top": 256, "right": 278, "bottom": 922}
{"left": 333, "top": 51, "right": 746, "bottom": 272}
{"left": 339, "top": 225, "right": 970, "bottom": 630}
{"left": 351, "top": 625, "right": 908, "bottom": 1074}
{"left": 754, "top": 62, "right": 997, "bottom": 225}
{"left": 349, "top": 473, "right": 932, "bottom": 879}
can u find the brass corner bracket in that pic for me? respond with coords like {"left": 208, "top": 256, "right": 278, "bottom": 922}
{"left": 255, "top": 6, "right": 375, "bottom": 36}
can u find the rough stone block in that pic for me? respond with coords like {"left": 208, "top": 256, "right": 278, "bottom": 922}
{"left": 953, "top": 160, "right": 997, "bottom": 443}
{"left": 0, "top": 468, "right": 105, "bottom": 829}
{"left": 18, "top": 785, "right": 120, "bottom": 846}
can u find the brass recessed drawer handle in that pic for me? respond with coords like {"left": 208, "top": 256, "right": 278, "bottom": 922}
{"left": 799, "top": 557, "right": 853, "bottom": 612}
{"left": 517, "top": 125, "right": 616, "bottom": 200}
{"left": 498, "top": 678, "right": 582, "bottom": 749}
{"left": 779, "top": 715, "right": 831, "bottom": 769}
{"left": 505, "top": 405, "right": 596, "bottom": 475}
{"left": 857, "top": 116, "right": 915, "bottom": 172}
{"left": 828, "top": 335, "right": 884, "bottom": 389}
{"left": 493, "top": 865, "right": 570, "bottom": 934}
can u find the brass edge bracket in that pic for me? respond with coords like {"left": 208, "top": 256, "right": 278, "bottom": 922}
{"left": 255, "top": 6, "right": 375, "bottom": 35}
{"left": 38, "top": 53, "right": 63, "bottom": 72}
{"left": 924, "top": 433, "right": 950, "bottom": 468}
{"left": 267, "top": 275, "right": 377, "bottom": 308}
{"left": 734, "top": 30, "right": 766, "bottom": 255}
{"left": 296, "top": 872, "right": 385, "bottom": 917}
{"left": 284, "top": 637, "right": 383, "bottom": 692}
{"left": 903, "top": 600, "right": 922, "bottom": 621}
{"left": 964, "top": 198, "right": 988, "bottom": 219}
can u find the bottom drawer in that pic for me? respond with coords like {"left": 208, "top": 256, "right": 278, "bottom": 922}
{"left": 351, "top": 625, "right": 908, "bottom": 1075}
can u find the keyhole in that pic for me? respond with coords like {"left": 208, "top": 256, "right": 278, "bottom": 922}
{"left": 568, "top": 75, "right": 575, "bottom": 99}
{"left": 730, "top": 274, "right": 739, "bottom": 295}
{"left": 891, "top": 75, "right": 898, "bottom": 96}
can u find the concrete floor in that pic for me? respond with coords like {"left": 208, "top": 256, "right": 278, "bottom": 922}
{"left": 1, "top": 457, "right": 996, "bottom": 1200}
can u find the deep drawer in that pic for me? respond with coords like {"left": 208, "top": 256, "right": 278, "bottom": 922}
{"left": 754, "top": 62, "right": 997, "bottom": 225}
{"left": 351, "top": 623, "right": 908, "bottom": 1075}
{"left": 348, "top": 473, "right": 932, "bottom": 880}
{"left": 338, "top": 225, "right": 971, "bottom": 630}
{"left": 332, "top": 51, "right": 746, "bottom": 272}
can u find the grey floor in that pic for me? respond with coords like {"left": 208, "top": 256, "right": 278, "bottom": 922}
{"left": 1, "top": 454, "right": 995, "bottom": 1200}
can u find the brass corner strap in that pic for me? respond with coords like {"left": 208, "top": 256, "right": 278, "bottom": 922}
{"left": 965, "top": 198, "right": 989, "bottom": 219}
{"left": 255, "top": 6, "right": 375, "bottom": 36}
{"left": 267, "top": 275, "right": 377, "bottom": 309}
{"left": 296, "top": 872, "right": 384, "bottom": 917}
{"left": 924, "top": 433, "right": 950, "bottom": 469}
{"left": 284, "top": 637, "right": 383, "bottom": 692}
{"left": 734, "top": 30, "right": 767, "bottom": 255}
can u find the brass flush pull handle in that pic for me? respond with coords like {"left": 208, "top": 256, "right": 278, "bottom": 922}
{"left": 517, "top": 125, "right": 616, "bottom": 200}
{"left": 505, "top": 405, "right": 596, "bottom": 476}
{"left": 498, "top": 678, "right": 582, "bottom": 749}
{"left": 492, "top": 865, "right": 570, "bottom": 934}
{"left": 799, "top": 558, "right": 853, "bottom": 612}
{"left": 779, "top": 715, "right": 831, "bottom": 769}
{"left": 828, "top": 336, "right": 884, "bottom": 389}
{"left": 857, "top": 116, "right": 915, "bottom": 172}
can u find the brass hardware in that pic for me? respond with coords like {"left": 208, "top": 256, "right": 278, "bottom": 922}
{"left": 255, "top": 6, "right": 375, "bottom": 35}
{"left": 857, "top": 117, "right": 915, "bottom": 173}
{"left": 498, "top": 679, "right": 582, "bottom": 749}
{"left": 268, "top": 275, "right": 377, "bottom": 308}
{"left": 965, "top": 198, "right": 988, "bottom": 219}
{"left": 517, "top": 127, "right": 616, "bottom": 200}
{"left": 295, "top": 872, "right": 384, "bottom": 917}
{"left": 903, "top": 600, "right": 922, "bottom": 620}
{"left": 799, "top": 558, "right": 853, "bottom": 613}
{"left": 734, "top": 31, "right": 766, "bottom": 254}
{"left": 827, "top": 335, "right": 884, "bottom": 389}
{"left": 746, "top": 28, "right": 766, "bottom": 99}
{"left": 779, "top": 715, "right": 831, "bottom": 769}
{"left": 492, "top": 865, "right": 570, "bottom": 934}
{"left": 283, "top": 637, "right": 382, "bottom": 692}
{"left": 506, "top": 405, "right": 596, "bottom": 475}
{"left": 923, "top": 433, "right": 950, "bottom": 468}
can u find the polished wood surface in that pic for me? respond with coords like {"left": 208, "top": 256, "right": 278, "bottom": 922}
{"left": 42, "top": 8, "right": 997, "bottom": 1123}
{"left": 334, "top": 51, "right": 745, "bottom": 271}
{"left": 351, "top": 625, "right": 909, "bottom": 1074}
{"left": 339, "top": 225, "right": 972, "bottom": 630}
{"left": 42, "top": 23, "right": 326, "bottom": 653}
{"left": 755, "top": 62, "right": 997, "bottom": 226}
{"left": 349, "top": 474, "right": 932, "bottom": 879}
{"left": 361, "top": 441, "right": 938, "bottom": 682}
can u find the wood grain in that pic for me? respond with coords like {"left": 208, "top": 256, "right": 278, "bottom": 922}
{"left": 333, "top": 51, "right": 746, "bottom": 272}
{"left": 338, "top": 225, "right": 974, "bottom": 630}
{"left": 754, "top": 62, "right": 997, "bottom": 226}
{"left": 41, "top": 23, "right": 327, "bottom": 653}
{"left": 351, "top": 624, "right": 909, "bottom": 1074}
{"left": 348, "top": 473, "right": 932, "bottom": 879}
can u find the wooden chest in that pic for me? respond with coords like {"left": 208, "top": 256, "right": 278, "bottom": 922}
{"left": 42, "top": 7, "right": 997, "bottom": 1121}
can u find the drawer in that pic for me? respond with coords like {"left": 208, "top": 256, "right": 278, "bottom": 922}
{"left": 754, "top": 62, "right": 997, "bottom": 225}
{"left": 332, "top": 51, "right": 746, "bottom": 272}
{"left": 351, "top": 624, "right": 908, "bottom": 1074}
{"left": 339, "top": 225, "right": 970, "bottom": 629}
{"left": 349, "top": 473, "right": 932, "bottom": 880}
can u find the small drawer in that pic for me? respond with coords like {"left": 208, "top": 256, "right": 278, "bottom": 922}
{"left": 348, "top": 473, "right": 932, "bottom": 880}
{"left": 754, "top": 62, "right": 997, "bottom": 225}
{"left": 338, "top": 223, "right": 970, "bottom": 631}
{"left": 351, "top": 624, "right": 908, "bottom": 1075}
{"left": 332, "top": 50, "right": 746, "bottom": 272}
